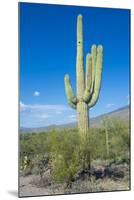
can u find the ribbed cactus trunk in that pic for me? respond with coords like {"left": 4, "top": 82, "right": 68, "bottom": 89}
{"left": 64, "top": 14, "right": 103, "bottom": 135}
{"left": 77, "top": 102, "right": 89, "bottom": 135}
{"left": 76, "top": 15, "right": 89, "bottom": 135}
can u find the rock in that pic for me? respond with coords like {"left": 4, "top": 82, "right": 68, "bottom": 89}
{"left": 93, "top": 169, "right": 104, "bottom": 179}
{"left": 76, "top": 170, "right": 90, "bottom": 181}
{"left": 104, "top": 167, "right": 114, "bottom": 178}
{"left": 104, "top": 166, "right": 124, "bottom": 179}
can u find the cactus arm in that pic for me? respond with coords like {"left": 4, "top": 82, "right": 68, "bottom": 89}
{"left": 64, "top": 74, "right": 77, "bottom": 109}
{"left": 85, "top": 53, "right": 92, "bottom": 92}
{"left": 90, "top": 45, "right": 97, "bottom": 93}
{"left": 76, "top": 14, "right": 84, "bottom": 99}
{"left": 68, "top": 101, "right": 77, "bottom": 109}
{"left": 83, "top": 45, "right": 96, "bottom": 103}
{"left": 88, "top": 45, "right": 103, "bottom": 108}
{"left": 83, "top": 53, "right": 92, "bottom": 102}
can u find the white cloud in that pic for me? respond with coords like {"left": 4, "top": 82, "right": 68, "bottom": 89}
{"left": 20, "top": 104, "right": 72, "bottom": 126}
{"left": 33, "top": 91, "right": 40, "bottom": 96}
{"left": 105, "top": 103, "right": 115, "bottom": 108}
{"left": 20, "top": 101, "right": 27, "bottom": 111}
{"left": 20, "top": 102, "right": 70, "bottom": 113}
{"left": 68, "top": 114, "right": 76, "bottom": 122}
{"left": 40, "top": 114, "right": 51, "bottom": 119}
{"left": 20, "top": 101, "right": 24, "bottom": 108}
{"left": 56, "top": 111, "right": 62, "bottom": 114}
{"left": 68, "top": 114, "right": 76, "bottom": 119}
{"left": 19, "top": 101, "right": 74, "bottom": 127}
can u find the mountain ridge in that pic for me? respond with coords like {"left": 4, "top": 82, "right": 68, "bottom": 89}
{"left": 20, "top": 105, "right": 129, "bottom": 133}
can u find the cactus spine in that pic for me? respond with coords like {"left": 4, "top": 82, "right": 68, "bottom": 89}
{"left": 64, "top": 14, "right": 103, "bottom": 135}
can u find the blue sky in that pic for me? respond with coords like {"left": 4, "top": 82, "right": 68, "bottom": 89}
{"left": 19, "top": 3, "right": 130, "bottom": 128}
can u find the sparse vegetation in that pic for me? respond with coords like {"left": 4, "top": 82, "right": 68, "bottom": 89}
{"left": 19, "top": 118, "right": 130, "bottom": 196}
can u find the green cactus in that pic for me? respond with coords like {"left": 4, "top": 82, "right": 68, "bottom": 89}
{"left": 64, "top": 14, "right": 103, "bottom": 136}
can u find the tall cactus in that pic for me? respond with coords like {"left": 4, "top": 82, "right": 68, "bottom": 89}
{"left": 64, "top": 14, "right": 103, "bottom": 136}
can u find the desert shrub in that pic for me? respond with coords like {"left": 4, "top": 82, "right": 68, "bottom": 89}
{"left": 78, "top": 118, "right": 130, "bottom": 168}
{"left": 20, "top": 119, "right": 130, "bottom": 183}
{"left": 29, "top": 153, "right": 50, "bottom": 177}
{"left": 101, "top": 118, "right": 130, "bottom": 163}
{"left": 78, "top": 128, "right": 108, "bottom": 170}
{"left": 89, "top": 128, "right": 106, "bottom": 160}
{"left": 50, "top": 130, "right": 80, "bottom": 186}
{"left": 20, "top": 132, "right": 51, "bottom": 174}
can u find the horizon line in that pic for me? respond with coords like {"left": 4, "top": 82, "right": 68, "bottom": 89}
{"left": 20, "top": 104, "right": 129, "bottom": 129}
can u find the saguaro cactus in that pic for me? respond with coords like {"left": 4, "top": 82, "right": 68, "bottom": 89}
{"left": 64, "top": 14, "right": 103, "bottom": 135}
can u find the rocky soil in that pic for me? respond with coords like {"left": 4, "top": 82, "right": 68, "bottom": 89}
{"left": 19, "top": 163, "right": 130, "bottom": 197}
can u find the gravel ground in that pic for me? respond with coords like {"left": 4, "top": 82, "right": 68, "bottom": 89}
{"left": 19, "top": 174, "right": 130, "bottom": 197}
{"left": 19, "top": 175, "right": 69, "bottom": 197}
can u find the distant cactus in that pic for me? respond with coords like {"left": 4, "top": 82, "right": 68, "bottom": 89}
{"left": 102, "top": 118, "right": 110, "bottom": 158}
{"left": 64, "top": 15, "right": 103, "bottom": 135}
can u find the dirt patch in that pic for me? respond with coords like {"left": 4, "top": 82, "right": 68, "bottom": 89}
{"left": 19, "top": 163, "right": 130, "bottom": 197}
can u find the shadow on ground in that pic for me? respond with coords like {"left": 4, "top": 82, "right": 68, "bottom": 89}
{"left": 8, "top": 190, "right": 18, "bottom": 197}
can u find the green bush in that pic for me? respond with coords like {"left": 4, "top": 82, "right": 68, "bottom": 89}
{"left": 20, "top": 119, "right": 130, "bottom": 184}
{"left": 50, "top": 130, "right": 80, "bottom": 185}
